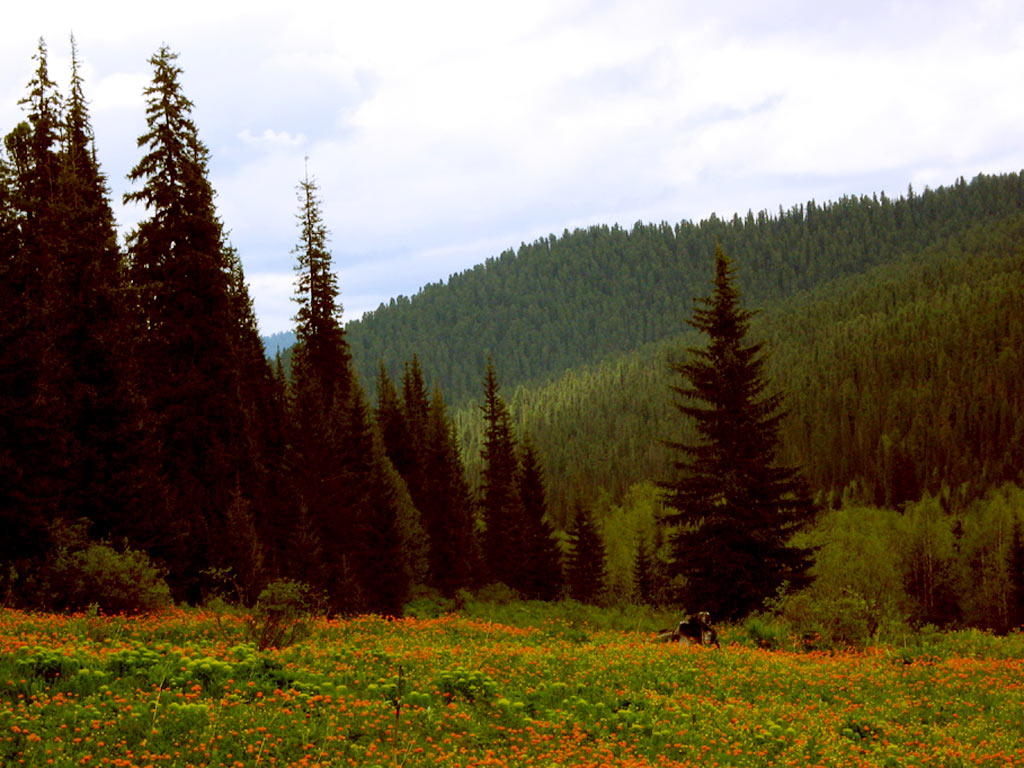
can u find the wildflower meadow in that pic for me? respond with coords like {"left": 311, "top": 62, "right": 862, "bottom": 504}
{"left": 1, "top": 607, "right": 1023, "bottom": 767}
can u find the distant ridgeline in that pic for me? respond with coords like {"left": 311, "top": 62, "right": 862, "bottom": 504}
{"left": 345, "top": 173, "right": 1024, "bottom": 405}
{"left": 261, "top": 330, "right": 297, "bottom": 358}
{"left": 453, "top": 211, "right": 1024, "bottom": 522}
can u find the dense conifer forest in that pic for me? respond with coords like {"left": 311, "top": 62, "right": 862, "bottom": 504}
{"left": 3, "top": 40, "right": 1023, "bottom": 635}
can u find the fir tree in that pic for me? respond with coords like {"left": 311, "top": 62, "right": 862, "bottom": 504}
{"left": 480, "top": 358, "right": 522, "bottom": 587}
{"left": 375, "top": 365, "right": 411, "bottom": 476}
{"left": 54, "top": 36, "right": 167, "bottom": 551}
{"left": 516, "top": 439, "right": 563, "bottom": 600}
{"left": 1009, "top": 515, "right": 1024, "bottom": 632}
{"left": 125, "top": 46, "right": 272, "bottom": 599}
{"left": 288, "top": 166, "right": 417, "bottom": 614}
{"left": 659, "top": 244, "right": 816, "bottom": 620}
{"left": 0, "top": 40, "right": 71, "bottom": 578}
{"left": 633, "top": 539, "right": 655, "bottom": 605}
{"left": 566, "top": 505, "right": 606, "bottom": 604}
{"left": 424, "top": 385, "right": 479, "bottom": 592}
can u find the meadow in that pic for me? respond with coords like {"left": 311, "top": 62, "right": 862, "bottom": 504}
{"left": 1, "top": 605, "right": 1023, "bottom": 767}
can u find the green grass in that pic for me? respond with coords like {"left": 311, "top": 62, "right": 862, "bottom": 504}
{"left": 1, "top": 605, "right": 1023, "bottom": 766}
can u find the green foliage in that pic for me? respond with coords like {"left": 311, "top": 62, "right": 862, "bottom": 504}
{"left": 455, "top": 210, "right": 1024, "bottom": 531}
{"left": 44, "top": 540, "right": 171, "bottom": 615}
{"left": 565, "top": 506, "right": 607, "bottom": 604}
{"left": 245, "top": 579, "right": 313, "bottom": 651}
{"left": 660, "top": 245, "right": 816, "bottom": 621}
{"left": 349, "top": 173, "right": 1024, "bottom": 408}
{"left": 6, "top": 608, "right": 1024, "bottom": 766}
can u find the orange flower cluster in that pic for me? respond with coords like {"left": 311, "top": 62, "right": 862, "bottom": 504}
{"left": 1, "top": 608, "right": 1023, "bottom": 767}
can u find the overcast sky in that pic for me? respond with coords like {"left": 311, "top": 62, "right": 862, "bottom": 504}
{"left": 3, "top": 1, "right": 1023, "bottom": 335}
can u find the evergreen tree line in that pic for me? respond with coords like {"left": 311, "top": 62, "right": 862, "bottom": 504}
{"left": 344, "top": 172, "right": 1024, "bottom": 404}
{"left": 453, "top": 213, "right": 1024, "bottom": 526}
{"left": 0, "top": 40, "right": 581, "bottom": 612}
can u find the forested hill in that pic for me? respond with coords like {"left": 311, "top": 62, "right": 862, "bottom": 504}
{"left": 454, "top": 212, "right": 1024, "bottom": 523}
{"left": 346, "top": 172, "right": 1024, "bottom": 403}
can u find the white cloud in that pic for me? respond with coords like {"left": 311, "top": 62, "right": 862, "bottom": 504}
{"left": 237, "top": 129, "right": 308, "bottom": 150}
{"left": 4, "top": 0, "right": 1024, "bottom": 335}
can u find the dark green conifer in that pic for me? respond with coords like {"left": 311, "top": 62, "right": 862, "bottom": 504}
{"left": 633, "top": 540, "right": 655, "bottom": 605}
{"left": 288, "top": 166, "right": 417, "bottom": 614}
{"left": 480, "top": 358, "right": 522, "bottom": 586}
{"left": 516, "top": 439, "right": 563, "bottom": 600}
{"left": 659, "top": 244, "right": 816, "bottom": 620}
{"left": 0, "top": 40, "right": 72, "bottom": 578}
{"left": 53, "top": 37, "right": 167, "bottom": 551}
{"left": 125, "top": 46, "right": 273, "bottom": 599}
{"left": 423, "top": 386, "right": 479, "bottom": 592}
{"left": 566, "top": 505, "right": 606, "bottom": 604}
{"left": 375, "top": 365, "right": 411, "bottom": 476}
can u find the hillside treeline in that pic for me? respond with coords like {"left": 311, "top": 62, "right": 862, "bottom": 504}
{"left": 347, "top": 173, "right": 1024, "bottom": 403}
{"left": 453, "top": 214, "right": 1024, "bottom": 524}
{"left": 1, "top": 41, "right": 571, "bottom": 614}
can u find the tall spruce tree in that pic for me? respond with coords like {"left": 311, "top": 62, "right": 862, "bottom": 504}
{"left": 516, "top": 439, "right": 563, "bottom": 600}
{"left": 566, "top": 505, "right": 606, "bottom": 604}
{"left": 54, "top": 37, "right": 167, "bottom": 551}
{"left": 125, "top": 46, "right": 273, "bottom": 599}
{"left": 424, "top": 385, "right": 479, "bottom": 593}
{"left": 659, "top": 244, "right": 816, "bottom": 620}
{"left": 288, "top": 167, "right": 418, "bottom": 613}
{"left": 480, "top": 358, "right": 522, "bottom": 586}
{"left": 0, "top": 41, "right": 66, "bottom": 574}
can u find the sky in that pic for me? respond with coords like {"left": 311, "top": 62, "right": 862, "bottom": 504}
{"left": 3, "top": 0, "right": 1023, "bottom": 335}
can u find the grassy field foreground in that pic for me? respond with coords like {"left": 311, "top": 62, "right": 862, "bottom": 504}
{"left": 1, "top": 607, "right": 1023, "bottom": 767}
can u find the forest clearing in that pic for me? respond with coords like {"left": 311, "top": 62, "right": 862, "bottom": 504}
{"left": 2, "top": 606, "right": 1023, "bottom": 767}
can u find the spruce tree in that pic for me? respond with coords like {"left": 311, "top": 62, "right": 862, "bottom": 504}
{"left": 659, "top": 244, "right": 816, "bottom": 620}
{"left": 125, "top": 46, "right": 273, "bottom": 599}
{"left": 0, "top": 40, "right": 73, "bottom": 577}
{"left": 633, "top": 540, "right": 655, "bottom": 605}
{"left": 566, "top": 505, "right": 606, "bottom": 604}
{"left": 288, "top": 167, "right": 417, "bottom": 613}
{"left": 424, "top": 386, "right": 479, "bottom": 592}
{"left": 375, "top": 365, "right": 411, "bottom": 476}
{"left": 516, "top": 439, "right": 563, "bottom": 600}
{"left": 1009, "top": 515, "right": 1024, "bottom": 632}
{"left": 480, "top": 358, "right": 522, "bottom": 587}
{"left": 54, "top": 37, "right": 167, "bottom": 551}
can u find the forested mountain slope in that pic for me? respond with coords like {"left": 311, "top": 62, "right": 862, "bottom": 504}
{"left": 453, "top": 213, "right": 1024, "bottom": 523}
{"left": 346, "top": 173, "right": 1024, "bottom": 404}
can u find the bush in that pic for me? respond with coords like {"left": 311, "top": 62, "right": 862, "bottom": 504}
{"left": 45, "top": 542, "right": 171, "bottom": 614}
{"left": 246, "top": 579, "right": 313, "bottom": 650}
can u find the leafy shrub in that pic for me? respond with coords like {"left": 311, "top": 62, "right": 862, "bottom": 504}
{"left": 472, "top": 582, "right": 523, "bottom": 605}
{"left": 45, "top": 542, "right": 171, "bottom": 614}
{"left": 741, "top": 614, "right": 791, "bottom": 650}
{"left": 245, "top": 579, "right": 312, "bottom": 650}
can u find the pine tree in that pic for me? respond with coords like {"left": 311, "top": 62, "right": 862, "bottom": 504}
{"left": 288, "top": 166, "right": 417, "bottom": 614}
{"left": 375, "top": 365, "right": 411, "bottom": 476}
{"left": 424, "top": 386, "right": 479, "bottom": 592}
{"left": 633, "top": 539, "right": 655, "bottom": 605}
{"left": 566, "top": 505, "right": 606, "bottom": 604}
{"left": 124, "top": 46, "right": 271, "bottom": 599}
{"left": 516, "top": 439, "right": 563, "bottom": 600}
{"left": 659, "top": 244, "right": 816, "bottom": 620}
{"left": 53, "top": 36, "right": 167, "bottom": 551}
{"left": 0, "top": 40, "right": 71, "bottom": 578}
{"left": 480, "top": 358, "right": 522, "bottom": 587}
{"left": 0, "top": 41, "right": 64, "bottom": 573}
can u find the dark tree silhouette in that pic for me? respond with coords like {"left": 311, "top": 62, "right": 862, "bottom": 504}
{"left": 479, "top": 358, "right": 521, "bottom": 586}
{"left": 659, "top": 244, "right": 816, "bottom": 620}
{"left": 566, "top": 505, "right": 606, "bottom": 604}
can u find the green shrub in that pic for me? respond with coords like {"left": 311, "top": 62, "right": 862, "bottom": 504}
{"left": 46, "top": 542, "right": 171, "bottom": 614}
{"left": 245, "top": 579, "right": 312, "bottom": 650}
